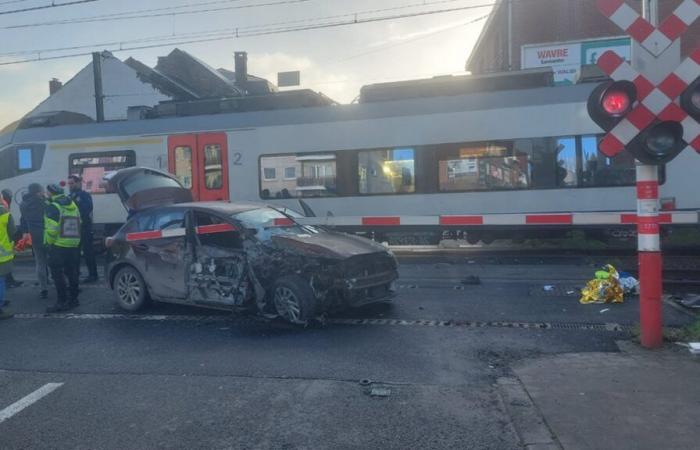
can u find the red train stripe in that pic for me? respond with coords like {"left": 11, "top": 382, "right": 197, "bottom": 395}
{"left": 362, "top": 217, "right": 400, "bottom": 226}
{"left": 439, "top": 216, "right": 484, "bottom": 225}
{"left": 525, "top": 214, "right": 573, "bottom": 224}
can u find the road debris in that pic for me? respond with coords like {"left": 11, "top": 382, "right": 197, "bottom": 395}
{"left": 674, "top": 294, "right": 700, "bottom": 309}
{"left": 543, "top": 285, "right": 555, "bottom": 292}
{"left": 369, "top": 387, "right": 392, "bottom": 397}
{"left": 600, "top": 308, "right": 610, "bottom": 313}
{"left": 580, "top": 264, "right": 623, "bottom": 304}
{"left": 461, "top": 275, "right": 481, "bottom": 285}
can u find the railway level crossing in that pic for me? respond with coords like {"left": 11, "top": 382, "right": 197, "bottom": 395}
{"left": 589, "top": 0, "right": 700, "bottom": 348}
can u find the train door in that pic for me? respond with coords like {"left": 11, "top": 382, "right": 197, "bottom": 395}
{"left": 167, "top": 133, "right": 230, "bottom": 202}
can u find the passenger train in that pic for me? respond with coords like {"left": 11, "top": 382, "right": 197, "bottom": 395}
{"left": 1, "top": 69, "right": 697, "bottom": 244}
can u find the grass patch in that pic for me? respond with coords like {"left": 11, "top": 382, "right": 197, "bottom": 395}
{"left": 630, "top": 319, "right": 700, "bottom": 343}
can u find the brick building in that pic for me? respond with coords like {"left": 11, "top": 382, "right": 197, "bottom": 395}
{"left": 466, "top": 0, "right": 700, "bottom": 76}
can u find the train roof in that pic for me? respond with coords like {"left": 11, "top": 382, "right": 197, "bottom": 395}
{"left": 0, "top": 75, "right": 598, "bottom": 147}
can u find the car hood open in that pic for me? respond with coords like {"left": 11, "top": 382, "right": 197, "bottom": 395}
{"left": 271, "top": 231, "right": 389, "bottom": 259}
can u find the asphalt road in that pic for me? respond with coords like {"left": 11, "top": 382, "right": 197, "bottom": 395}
{"left": 0, "top": 256, "right": 696, "bottom": 450}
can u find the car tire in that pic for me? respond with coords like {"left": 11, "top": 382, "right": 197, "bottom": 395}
{"left": 114, "top": 266, "right": 149, "bottom": 312}
{"left": 272, "top": 275, "right": 318, "bottom": 325}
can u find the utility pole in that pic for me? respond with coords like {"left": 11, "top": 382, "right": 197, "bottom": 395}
{"left": 507, "top": 0, "right": 513, "bottom": 71}
{"left": 92, "top": 52, "right": 105, "bottom": 123}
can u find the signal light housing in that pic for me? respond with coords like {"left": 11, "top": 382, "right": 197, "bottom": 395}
{"left": 680, "top": 76, "right": 700, "bottom": 121}
{"left": 627, "top": 121, "right": 686, "bottom": 165}
{"left": 587, "top": 80, "right": 637, "bottom": 131}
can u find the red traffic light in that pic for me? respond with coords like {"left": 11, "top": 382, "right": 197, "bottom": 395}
{"left": 602, "top": 90, "right": 632, "bottom": 115}
{"left": 587, "top": 80, "right": 637, "bottom": 131}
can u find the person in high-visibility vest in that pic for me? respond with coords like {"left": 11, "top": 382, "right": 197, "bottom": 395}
{"left": 44, "top": 184, "right": 81, "bottom": 313}
{"left": 0, "top": 199, "right": 16, "bottom": 319}
{"left": 1, "top": 188, "right": 22, "bottom": 289}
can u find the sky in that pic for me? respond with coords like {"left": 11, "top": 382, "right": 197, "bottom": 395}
{"left": 0, "top": 0, "right": 493, "bottom": 127}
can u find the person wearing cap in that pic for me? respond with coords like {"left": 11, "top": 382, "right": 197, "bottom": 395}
{"left": 20, "top": 183, "right": 49, "bottom": 299}
{"left": 0, "top": 197, "right": 16, "bottom": 319}
{"left": 68, "top": 174, "right": 98, "bottom": 283}
{"left": 1, "top": 188, "right": 22, "bottom": 289}
{"left": 44, "top": 183, "right": 81, "bottom": 313}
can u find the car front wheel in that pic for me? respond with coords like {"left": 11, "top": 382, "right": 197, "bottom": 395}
{"left": 114, "top": 266, "right": 149, "bottom": 312}
{"left": 272, "top": 275, "right": 318, "bottom": 325}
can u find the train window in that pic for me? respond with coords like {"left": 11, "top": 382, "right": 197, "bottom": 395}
{"left": 69, "top": 150, "right": 136, "bottom": 194}
{"left": 173, "top": 146, "right": 193, "bottom": 189}
{"left": 203, "top": 144, "right": 223, "bottom": 190}
{"left": 358, "top": 148, "right": 415, "bottom": 194}
{"left": 17, "top": 148, "right": 33, "bottom": 171}
{"left": 437, "top": 142, "right": 527, "bottom": 191}
{"left": 555, "top": 137, "right": 577, "bottom": 187}
{"left": 260, "top": 154, "right": 337, "bottom": 199}
{"left": 0, "top": 144, "right": 46, "bottom": 181}
{"left": 580, "top": 136, "right": 636, "bottom": 187}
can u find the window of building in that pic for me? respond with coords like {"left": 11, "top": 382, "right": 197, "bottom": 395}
{"left": 17, "top": 148, "right": 33, "bottom": 171}
{"left": 173, "top": 146, "right": 193, "bottom": 189}
{"left": 358, "top": 148, "right": 415, "bottom": 194}
{"left": 203, "top": 144, "right": 223, "bottom": 190}
{"left": 260, "top": 154, "right": 336, "bottom": 199}
{"left": 263, "top": 167, "right": 276, "bottom": 181}
{"left": 69, "top": 150, "right": 136, "bottom": 194}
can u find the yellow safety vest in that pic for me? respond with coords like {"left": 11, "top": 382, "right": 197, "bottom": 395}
{"left": 0, "top": 210, "right": 13, "bottom": 264}
{"left": 44, "top": 197, "right": 81, "bottom": 248}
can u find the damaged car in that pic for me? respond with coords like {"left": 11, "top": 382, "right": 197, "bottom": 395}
{"left": 104, "top": 167, "right": 398, "bottom": 324}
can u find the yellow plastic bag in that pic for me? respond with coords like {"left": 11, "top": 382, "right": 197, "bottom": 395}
{"left": 579, "top": 264, "right": 624, "bottom": 304}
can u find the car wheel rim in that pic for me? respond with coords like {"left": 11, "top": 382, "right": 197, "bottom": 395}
{"left": 117, "top": 272, "right": 141, "bottom": 306}
{"left": 274, "top": 286, "right": 302, "bottom": 323}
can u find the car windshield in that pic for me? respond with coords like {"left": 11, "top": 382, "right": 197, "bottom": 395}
{"left": 232, "top": 207, "right": 318, "bottom": 241}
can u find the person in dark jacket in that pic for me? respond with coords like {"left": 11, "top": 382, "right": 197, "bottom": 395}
{"left": 1, "top": 188, "right": 22, "bottom": 289}
{"left": 68, "top": 175, "right": 98, "bottom": 283}
{"left": 20, "top": 183, "right": 49, "bottom": 299}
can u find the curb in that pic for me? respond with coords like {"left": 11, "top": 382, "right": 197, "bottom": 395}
{"left": 496, "top": 377, "right": 562, "bottom": 450}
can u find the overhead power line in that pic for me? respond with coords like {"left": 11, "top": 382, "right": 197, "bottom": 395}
{"left": 0, "top": 2, "right": 494, "bottom": 66}
{"left": 3, "top": 0, "right": 309, "bottom": 29}
{"left": 0, "top": 0, "right": 493, "bottom": 58}
{"left": 0, "top": 0, "right": 97, "bottom": 15}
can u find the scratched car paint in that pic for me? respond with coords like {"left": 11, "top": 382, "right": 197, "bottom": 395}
{"left": 104, "top": 168, "right": 399, "bottom": 325}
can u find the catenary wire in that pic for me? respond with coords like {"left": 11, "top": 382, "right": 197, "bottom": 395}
{"left": 0, "top": 0, "right": 494, "bottom": 58}
{"left": 0, "top": 0, "right": 97, "bottom": 16}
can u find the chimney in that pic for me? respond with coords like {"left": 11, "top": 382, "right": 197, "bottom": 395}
{"left": 49, "top": 78, "right": 63, "bottom": 95}
{"left": 234, "top": 51, "right": 248, "bottom": 86}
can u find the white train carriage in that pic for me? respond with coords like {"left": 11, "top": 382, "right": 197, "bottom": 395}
{"left": 0, "top": 70, "right": 697, "bottom": 244}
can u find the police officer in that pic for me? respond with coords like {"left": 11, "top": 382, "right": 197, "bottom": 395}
{"left": 0, "top": 198, "right": 16, "bottom": 319}
{"left": 68, "top": 175, "right": 98, "bottom": 283}
{"left": 45, "top": 184, "right": 81, "bottom": 313}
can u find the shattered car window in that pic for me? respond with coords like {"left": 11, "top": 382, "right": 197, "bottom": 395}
{"left": 232, "top": 207, "right": 317, "bottom": 241}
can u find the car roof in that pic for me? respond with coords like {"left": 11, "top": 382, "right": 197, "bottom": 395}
{"left": 167, "top": 201, "right": 267, "bottom": 215}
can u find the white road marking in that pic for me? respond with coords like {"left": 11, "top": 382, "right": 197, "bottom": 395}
{"left": 0, "top": 383, "right": 64, "bottom": 424}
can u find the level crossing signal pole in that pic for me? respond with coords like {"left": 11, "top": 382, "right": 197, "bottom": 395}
{"left": 590, "top": 0, "right": 700, "bottom": 348}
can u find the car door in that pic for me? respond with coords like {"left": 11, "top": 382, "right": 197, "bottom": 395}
{"left": 188, "top": 210, "right": 249, "bottom": 306}
{"left": 139, "top": 208, "right": 189, "bottom": 300}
